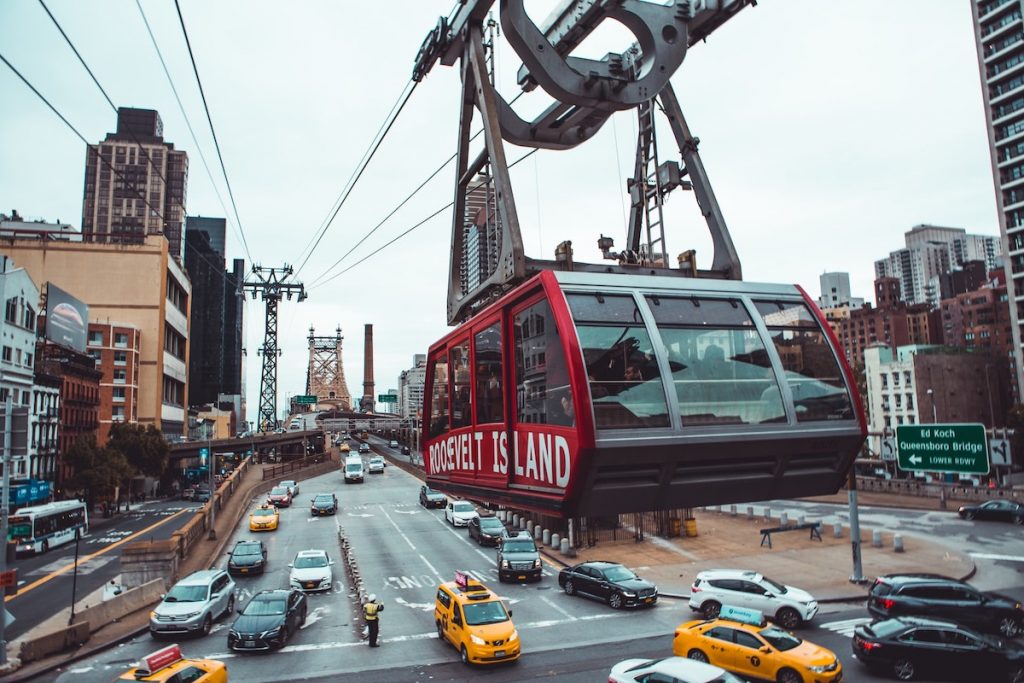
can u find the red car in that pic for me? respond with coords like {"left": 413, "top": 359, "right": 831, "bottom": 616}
{"left": 266, "top": 486, "right": 292, "bottom": 507}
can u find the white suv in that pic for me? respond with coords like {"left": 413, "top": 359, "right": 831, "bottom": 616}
{"left": 688, "top": 569, "right": 817, "bottom": 629}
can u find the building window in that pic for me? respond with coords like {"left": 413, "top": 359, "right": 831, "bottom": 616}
{"left": 22, "top": 304, "right": 34, "bottom": 330}
{"left": 5, "top": 298, "right": 16, "bottom": 324}
{"left": 2, "top": 347, "right": 11, "bottom": 363}
{"left": 113, "top": 387, "right": 126, "bottom": 403}
{"left": 114, "top": 351, "right": 127, "bottom": 366}
{"left": 114, "top": 333, "right": 128, "bottom": 348}
{"left": 112, "top": 407, "right": 125, "bottom": 422}
{"left": 881, "top": 375, "right": 888, "bottom": 388}
{"left": 903, "top": 371, "right": 912, "bottom": 386}
{"left": 892, "top": 372, "right": 900, "bottom": 387}
{"left": 906, "top": 394, "right": 914, "bottom": 410}
{"left": 88, "top": 330, "right": 102, "bottom": 346}
{"left": 114, "top": 370, "right": 126, "bottom": 384}
{"left": 24, "top": 352, "right": 32, "bottom": 369}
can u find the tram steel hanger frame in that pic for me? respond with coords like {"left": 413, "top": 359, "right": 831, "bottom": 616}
{"left": 415, "top": 0, "right": 753, "bottom": 324}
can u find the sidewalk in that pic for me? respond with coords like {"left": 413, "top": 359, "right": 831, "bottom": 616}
{"left": 539, "top": 505, "right": 975, "bottom": 603}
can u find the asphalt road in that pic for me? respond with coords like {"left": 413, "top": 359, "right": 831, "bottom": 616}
{"left": 40, "top": 442, "right": 1024, "bottom": 682}
{"left": 6, "top": 499, "right": 200, "bottom": 640}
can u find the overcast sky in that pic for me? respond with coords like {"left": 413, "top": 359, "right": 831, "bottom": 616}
{"left": 0, "top": 1, "right": 998, "bottom": 421}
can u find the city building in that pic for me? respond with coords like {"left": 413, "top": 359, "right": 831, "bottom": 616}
{"left": 222, "top": 259, "right": 246, "bottom": 400}
{"left": 81, "top": 108, "right": 189, "bottom": 260}
{"left": 398, "top": 354, "right": 427, "bottom": 420}
{"left": 972, "top": 0, "right": 1024, "bottom": 397}
{"left": 0, "top": 261, "right": 41, "bottom": 478}
{"left": 184, "top": 228, "right": 224, "bottom": 406}
{"left": 87, "top": 321, "right": 141, "bottom": 444}
{"left": 185, "top": 215, "right": 226, "bottom": 258}
{"left": 462, "top": 175, "right": 498, "bottom": 291}
{"left": 36, "top": 341, "right": 100, "bottom": 483}
{"left": 836, "top": 277, "right": 935, "bottom": 367}
{"left": 0, "top": 234, "right": 190, "bottom": 438}
{"left": 0, "top": 210, "right": 81, "bottom": 241}
{"left": 29, "top": 370, "right": 60, "bottom": 482}
{"left": 817, "top": 271, "right": 864, "bottom": 309}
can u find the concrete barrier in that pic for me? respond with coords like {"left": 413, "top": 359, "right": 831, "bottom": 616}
{"left": 780, "top": 512, "right": 789, "bottom": 527}
{"left": 73, "top": 578, "right": 165, "bottom": 634}
{"left": 533, "top": 525, "right": 542, "bottom": 541}
{"left": 18, "top": 621, "right": 90, "bottom": 664}
{"left": 893, "top": 534, "right": 904, "bottom": 553}
{"left": 833, "top": 523, "right": 843, "bottom": 538}
{"left": 746, "top": 506, "right": 754, "bottom": 520}
{"left": 763, "top": 507, "right": 772, "bottom": 520}
{"left": 542, "top": 529, "right": 551, "bottom": 545}
{"left": 527, "top": 520, "right": 534, "bottom": 534}
{"left": 729, "top": 505, "right": 737, "bottom": 516}
{"left": 551, "top": 533, "right": 561, "bottom": 549}
{"left": 559, "top": 538, "right": 570, "bottom": 554}
{"left": 872, "top": 529, "right": 883, "bottom": 548}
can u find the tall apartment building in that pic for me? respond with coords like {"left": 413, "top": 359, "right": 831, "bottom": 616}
{"left": 185, "top": 215, "right": 226, "bottom": 258}
{"left": 398, "top": 354, "right": 427, "bottom": 420}
{"left": 223, "top": 259, "right": 245, "bottom": 397}
{"left": 837, "top": 277, "right": 935, "bottom": 367}
{"left": 87, "top": 322, "right": 141, "bottom": 444}
{"left": 972, "top": 0, "right": 1024, "bottom": 397}
{"left": 0, "top": 234, "right": 191, "bottom": 438}
{"left": 462, "top": 175, "right": 498, "bottom": 291}
{"left": 184, "top": 228, "right": 225, "bottom": 406}
{"left": 36, "top": 341, "right": 100, "bottom": 483}
{"left": 817, "top": 271, "right": 864, "bottom": 309}
{"left": 81, "top": 108, "right": 188, "bottom": 260}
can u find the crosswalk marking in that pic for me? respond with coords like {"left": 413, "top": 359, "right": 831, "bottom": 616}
{"left": 818, "top": 617, "right": 871, "bottom": 638}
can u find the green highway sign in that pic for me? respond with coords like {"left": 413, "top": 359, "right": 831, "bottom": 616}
{"left": 295, "top": 395, "right": 318, "bottom": 405}
{"left": 378, "top": 394, "right": 398, "bottom": 403}
{"left": 896, "top": 424, "right": 989, "bottom": 475}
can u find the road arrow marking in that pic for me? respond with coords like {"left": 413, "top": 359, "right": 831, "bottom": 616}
{"left": 394, "top": 596, "right": 435, "bottom": 612}
{"left": 347, "top": 513, "right": 373, "bottom": 518}
{"left": 393, "top": 510, "right": 420, "bottom": 515}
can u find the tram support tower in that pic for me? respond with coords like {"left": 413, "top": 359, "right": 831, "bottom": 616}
{"left": 306, "top": 326, "right": 352, "bottom": 410}
{"left": 244, "top": 265, "right": 307, "bottom": 432}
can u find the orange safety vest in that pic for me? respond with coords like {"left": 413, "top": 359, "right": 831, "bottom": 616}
{"left": 363, "top": 601, "right": 381, "bottom": 621}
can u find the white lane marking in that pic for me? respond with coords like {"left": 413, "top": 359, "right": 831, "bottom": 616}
{"left": 430, "top": 511, "right": 496, "bottom": 564}
{"left": 394, "top": 509, "right": 420, "bottom": 515}
{"left": 819, "top": 617, "right": 871, "bottom": 638}
{"left": 395, "top": 596, "right": 435, "bottom": 612}
{"left": 302, "top": 606, "right": 329, "bottom": 628}
{"left": 347, "top": 513, "right": 373, "bottom": 518}
{"left": 970, "top": 552, "right": 1024, "bottom": 562}
{"left": 378, "top": 505, "right": 443, "bottom": 582}
{"left": 540, "top": 594, "right": 576, "bottom": 621}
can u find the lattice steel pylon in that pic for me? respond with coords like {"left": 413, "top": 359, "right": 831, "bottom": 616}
{"left": 306, "top": 326, "right": 352, "bottom": 410}
{"left": 244, "top": 265, "right": 307, "bottom": 432}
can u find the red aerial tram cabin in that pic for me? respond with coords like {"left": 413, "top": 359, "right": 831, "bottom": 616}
{"left": 423, "top": 270, "right": 866, "bottom": 517}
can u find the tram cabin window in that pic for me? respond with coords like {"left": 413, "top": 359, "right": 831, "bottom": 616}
{"left": 474, "top": 323, "right": 504, "bottom": 424}
{"left": 428, "top": 354, "right": 449, "bottom": 438}
{"left": 566, "top": 293, "right": 669, "bottom": 429}
{"left": 753, "top": 300, "right": 853, "bottom": 422}
{"left": 513, "top": 300, "right": 573, "bottom": 427}
{"left": 450, "top": 342, "right": 471, "bottom": 428}
{"left": 646, "top": 296, "right": 785, "bottom": 426}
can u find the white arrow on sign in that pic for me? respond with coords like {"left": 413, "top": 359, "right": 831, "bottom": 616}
{"left": 908, "top": 455, "right": 922, "bottom": 465}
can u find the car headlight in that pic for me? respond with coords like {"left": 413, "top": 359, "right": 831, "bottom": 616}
{"left": 149, "top": 611, "right": 157, "bottom": 619}
{"left": 228, "top": 629, "right": 239, "bottom": 638}
{"left": 533, "top": 559, "right": 541, "bottom": 568}
{"left": 262, "top": 626, "right": 283, "bottom": 638}
{"left": 806, "top": 664, "right": 831, "bottom": 673}
{"left": 621, "top": 591, "right": 636, "bottom": 598}
{"left": 509, "top": 629, "right": 519, "bottom": 641}
{"left": 181, "top": 611, "right": 200, "bottom": 619}
{"left": 470, "top": 633, "right": 486, "bottom": 645}
{"left": 501, "top": 560, "right": 509, "bottom": 568}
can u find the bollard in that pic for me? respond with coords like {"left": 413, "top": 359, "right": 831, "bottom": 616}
{"left": 872, "top": 529, "right": 883, "bottom": 548}
{"left": 797, "top": 515, "right": 806, "bottom": 527}
{"left": 527, "top": 520, "right": 534, "bottom": 534}
{"left": 780, "top": 512, "right": 789, "bottom": 527}
{"left": 746, "top": 506, "right": 754, "bottom": 520}
{"left": 512, "top": 514, "right": 520, "bottom": 527}
{"left": 833, "top": 522, "right": 843, "bottom": 538}
{"left": 551, "top": 533, "right": 561, "bottom": 549}
{"left": 559, "top": 537, "right": 570, "bottom": 554}
{"left": 763, "top": 507, "right": 772, "bottom": 521}
{"left": 542, "top": 529, "right": 551, "bottom": 545}
{"left": 893, "top": 534, "right": 904, "bottom": 553}
{"left": 730, "top": 504, "right": 737, "bottom": 517}
{"left": 534, "top": 525, "right": 542, "bottom": 541}
{"left": 521, "top": 517, "right": 529, "bottom": 530}
{"left": 498, "top": 510, "right": 506, "bottom": 522}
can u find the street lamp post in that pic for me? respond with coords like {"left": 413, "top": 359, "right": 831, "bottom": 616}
{"left": 925, "top": 389, "right": 946, "bottom": 510}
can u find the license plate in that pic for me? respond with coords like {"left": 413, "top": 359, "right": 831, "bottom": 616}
{"left": 305, "top": 582, "right": 315, "bottom": 588}
{"left": 241, "top": 568, "right": 248, "bottom": 573}
{"left": 244, "top": 640, "right": 255, "bottom": 648}
{"left": 495, "top": 650, "right": 506, "bottom": 658}
{"left": 644, "top": 597, "right": 653, "bottom": 603}
{"left": 516, "top": 575, "right": 526, "bottom": 580}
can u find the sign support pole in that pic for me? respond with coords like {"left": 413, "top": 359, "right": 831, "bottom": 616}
{"left": 0, "top": 397, "right": 12, "bottom": 666}
{"left": 847, "top": 466, "right": 864, "bottom": 584}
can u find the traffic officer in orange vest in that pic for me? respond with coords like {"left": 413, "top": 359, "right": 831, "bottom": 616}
{"left": 363, "top": 594, "right": 383, "bottom": 647}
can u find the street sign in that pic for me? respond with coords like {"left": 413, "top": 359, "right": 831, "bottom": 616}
{"left": 896, "top": 424, "right": 989, "bottom": 475}
{"left": 378, "top": 394, "right": 398, "bottom": 403}
{"left": 295, "top": 395, "right": 318, "bottom": 405}
{"left": 990, "top": 438, "right": 1012, "bottom": 467}
{"left": 880, "top": 438, "right": 897, "bottom": 462}
{"left": 199, "top": 447, "right": 210, "bottom": 465}
{"left": 0, "top": 570, "right": 15, "bottom": 588}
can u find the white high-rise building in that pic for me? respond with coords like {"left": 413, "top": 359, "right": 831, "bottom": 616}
{"left": 817, "top": 272, "right": 864, "bottom": 309}
{"left": 398, "top": 354, "right": 427, "bottom": 420}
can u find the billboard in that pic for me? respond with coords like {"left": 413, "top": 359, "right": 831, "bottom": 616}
{"left": 45, "top": 283, "right": 88, "bottom": 353}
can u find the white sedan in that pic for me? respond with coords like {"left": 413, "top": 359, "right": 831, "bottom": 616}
{"left": 609, "top": 657, "right": 742, "bottom": 683}
{"left": 288, "top": 549, "right": 334, "bottom": 592}
{"left": 280, "top": 480, "right": 299, "bottom": 496}
{"left": 445, "top": 500, "right": 479, "bottom": 527}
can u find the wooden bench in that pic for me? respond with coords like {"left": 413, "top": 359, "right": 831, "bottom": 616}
{"left": 759, "top": 522, "right": 822, "bottom": 549}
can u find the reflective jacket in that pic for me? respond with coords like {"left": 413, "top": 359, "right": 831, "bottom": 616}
{"left": 363, "top": 601, "right": 382, "bottom": 621}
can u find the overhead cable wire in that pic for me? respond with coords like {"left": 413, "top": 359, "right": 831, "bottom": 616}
{"left": 173, "top": 0, "right": 253, "bottom": 264}
{"left": 36, "top": 0, "right": 115, "bottom": 110}
{"left": 312, "top": 148, "right": 538, "bottom": 289}
{"left": 294, "top": 78, "right": 418, "bottom": 278}
{"left": 135, "top": 0, "right": 250, "bottom": 265}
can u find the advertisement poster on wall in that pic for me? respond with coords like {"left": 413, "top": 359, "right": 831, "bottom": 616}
{"left": 45, "top": 283, "right": 89, "bottom": 353}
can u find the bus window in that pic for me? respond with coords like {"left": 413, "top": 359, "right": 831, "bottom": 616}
{"left": 428, "top": 353, "right": 450, "bottom": 438}
{"left": 646, "top": 296, "right": 785, "bottom": 426}
{"left": 474, "top": 323, "right": 503, "bottom": 424}
{"left": 513, "top": 299, "right": 573, "bottom": 427}
{"left": 450, "top": 342, "right": 471, "bottom": 428}
{"left": 753, "top": 300, "right": 853, "bottom": 422}
{"left": 568, "top": 293, "right": 669, "bottom": 429}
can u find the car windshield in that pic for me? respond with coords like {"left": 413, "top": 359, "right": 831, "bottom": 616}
{"left": 244, "top": 598, "right": 286, "bottom": 616}
{"left": 294, "top": 554, "right": 328, "bottom": 568}
{"left": 371, "top": 457, "right": 383, "bottom": 463}
{"left": 425, "top": 487, "right": 440, "bottom": 496}
{"left": 281, "top": 481, "right": 295, "bottom": 487}
{"left": 234, "top": 544, "right": 261, "bottom": 556}
{"left": 253, "top": 508, "right": 276, "bottom": 517}
{"left": 463, "top": 600, "right": 509, "bottom": 626}
{"left": 270, "top": 487, "right": 288, "bottom": 496}
{"left": 480, "top": 518, "right": 504, "bottom": 531}
{"left": 453, "top": 502, "right": 474, "bottom": 512}
{"left": 314, "top": 496, "right": 334, "bottom": 504}
{"left": 603, "top": 565, "right": 637, "bottom": 582}
{"left": 761, "top": 576, "right": 786, "bottom": 593}
{"left": 503, "top": 541, "right": 536, "bottom": 552}
{"left": 164, "top": 584, "right": 207, "bottom": 602}
{"left": 759, "top": 626, "right": 802, "bottom": 651}
{"left": 346, "top": 463, "right": 361, "bottom": 472}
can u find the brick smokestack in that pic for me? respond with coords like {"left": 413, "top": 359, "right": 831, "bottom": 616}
{"left": 361, "top": 324, "right": 374, "bottom": 412}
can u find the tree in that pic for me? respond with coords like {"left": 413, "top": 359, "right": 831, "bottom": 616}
{"left": 107, "top": 423, "right": 170, "bottom": 479}
{"left": 63, "top": 435, "right": 131, "bottom": 507}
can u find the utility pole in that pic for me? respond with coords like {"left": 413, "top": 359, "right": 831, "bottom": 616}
{"left": 0, "top": 397, "right": 12, "bottom": 666}
{"left": 244, "top": 265, "right": 307, "bottom": 433}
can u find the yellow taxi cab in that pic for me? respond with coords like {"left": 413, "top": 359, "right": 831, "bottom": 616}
{"left": 248, "top": 504, "right": 279, "bottom": 531}
{"left": 118, "top": 644, "right": 227, "bottom": 682}
{"left": 434, "top": 571, "right": 520, "bottom": 665}
{"left": 339, "top": 442, "right": 351, "bottom": 453}
{"left": 672, "top": 605, "right": 842, "bottom": 683}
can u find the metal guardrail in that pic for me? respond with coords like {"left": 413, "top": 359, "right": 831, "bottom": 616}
{"left": 172, "top": 455, "right": 252, "bottom": 559}
{"left": 855, "top": 476, "right": 1022, "bottom": 502}
{"left": 261, "top": 453, "right": 331, "bottom": 480}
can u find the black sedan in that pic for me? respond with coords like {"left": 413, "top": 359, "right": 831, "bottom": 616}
{"left": 419, "top": 485, "right": 446, "bottom": 509}
{"left": 467, "top": 515, "right": 509, "bottom": 546}
{"left": 558, "top": 561, "right": 658, "bottom": 609}
{"left": 228, "top": 540, "right": 268, "bottom": 576}
{"left": 228, "top": 589, "right": 307, "bottom": 651}
{"left": 853, "top": 616, "right": 1024, "bottom": 682}
{"left": 310, "top": 493, "right": 338, "bottom": 516}
{"left": 958, "top": 499, "right": 1024, "bottom": 525}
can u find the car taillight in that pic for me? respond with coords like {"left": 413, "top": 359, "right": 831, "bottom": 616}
{"left": 675, "top": 628, "right": 683, "bottom": 637}
{"left": 879, "top": 598, "right": 895, "bottom": 610}
{"left": 857, "top": 638, "right": 882, "bottom": 651}
{"left": 691, "top": 585, "right": 701, "bottom": 593}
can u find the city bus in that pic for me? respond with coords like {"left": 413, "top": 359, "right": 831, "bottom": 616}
{"left": 8, "top": 499, "right": 89, "bottom": 555}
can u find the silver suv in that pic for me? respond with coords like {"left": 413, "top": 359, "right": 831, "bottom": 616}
{"left": 688, "top": 569, "right": 817, "bottom": 629}
{"left": 150, "top": 569, "right": 236, "bottom": 638}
